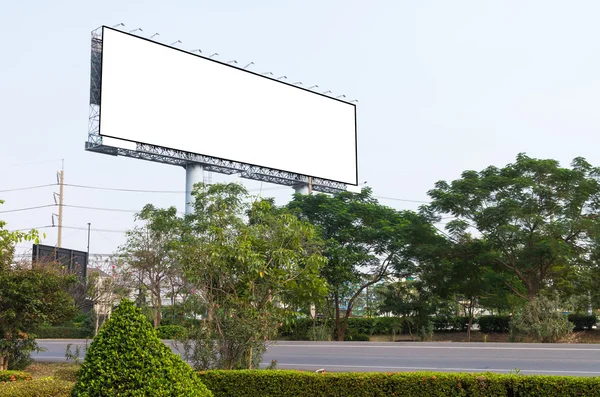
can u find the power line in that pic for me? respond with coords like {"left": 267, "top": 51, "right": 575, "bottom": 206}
{"left": 374, "top": 196, "right": 430, "bottom": 204}
{"left": 0, "top": 159, "right": 63, "bottom": 168}
{"left": 0, "top": 204, "right": 56, "bottom": 214}
{"left": 63, "top": 183, "right": 184, "bottom": 194}
{"left": 63, "top": 183, "right": 288, "bottom": 194}
{"left": 10, "top": 225, "right": 128, "bottom": 234}
{"left": 0, "top": 184, "right": 56, "bottom": 193}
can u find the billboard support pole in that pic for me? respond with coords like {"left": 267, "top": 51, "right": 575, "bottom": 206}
{"left": 185, "top": 163, "right": 204, "bottom": 214}
{"left": 293, "top": 183, "right": 310, "bottom": 195}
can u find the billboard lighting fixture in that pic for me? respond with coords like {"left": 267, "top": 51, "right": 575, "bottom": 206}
{"left": 307, "top": 85, "right": 319, "bottom": 90}
{"left": 322, "top": 90, "right": 332, "bottom": 95}
{"left": 227, "top": 60, "right": 237, "bottom": 64}
{"left": 112, "top": 23, "right": 125, "bottom": 28}
{"left": 170, "top": 40, "right": 182, "bottom": 46}
{"left": 191, "top": 49, "right": 202, "bottom": 53}
{"left": 276, "top": 75, "right": 287, "bottom": 80}
{"left": 209, "top": 53, "right": 219, "bottom": 58}
{"left": 261, "top": 72, "right": 273, "bottom": 76}
{"left": 243, "top": 62, "right": 254, "bottom": 69}
{"left": 129, "top": 28, "right": 143, "bottom": 33}
{"left": 292, "top": 81, "right": 303, "bottom": 85}
{"left": 349, "top": 99, "right": 359, "bottom": 103}
{"left": 150, "top": 33, "right": 160, "bottom": 39}
{"left": 336, "top": 95, "right": 346, "bottom": 99}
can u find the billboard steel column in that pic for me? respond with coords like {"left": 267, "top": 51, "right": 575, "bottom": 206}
{"left": 185, "top": 163, "right": 204, "bottom": 214}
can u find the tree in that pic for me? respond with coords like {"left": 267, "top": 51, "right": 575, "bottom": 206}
{"left": 288, "top": 188, "right": 438, "bottom": 341}
{"left": 426, "top": 154, "right": 600, "bottom": 301}
{"left": 420, "top": 236, "right": 497, "bottom": 341}
{"left": 179, "top": 183, "right": 327, "bottom": 369}
{"left": 118, "top": 205, "right": 182, "bottom": 328}
{"left": 0, "top": 266, "right": 77, "bottom": 370}
{"left": 0, "top": 201, "right": 76, "bottom": 370}
{"left": 0, "top": 199, "right": 40, "bottom": 269}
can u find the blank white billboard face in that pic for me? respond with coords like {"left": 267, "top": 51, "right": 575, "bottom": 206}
{"left": 99, "top": 27, "right": 358, "bottom": 185}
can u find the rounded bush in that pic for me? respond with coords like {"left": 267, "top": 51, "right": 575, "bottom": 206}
{"left": 71, "top": 299, "right": 212, "bottom": 397}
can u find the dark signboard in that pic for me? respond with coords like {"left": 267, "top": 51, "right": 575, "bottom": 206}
{"left": 32, "top": 244, "right": 88, "bottom": 280}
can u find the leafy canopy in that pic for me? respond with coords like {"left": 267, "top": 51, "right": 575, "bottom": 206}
{"left": 426, "top": 154, "right": 600, "bottom": 300}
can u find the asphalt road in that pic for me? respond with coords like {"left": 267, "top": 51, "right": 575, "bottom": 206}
{"left": 33, "top": 340, "right": 600, "bottom": 376}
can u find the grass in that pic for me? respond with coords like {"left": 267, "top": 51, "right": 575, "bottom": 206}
{"left": 24, "top": 362, "right": 80, "bottom": 379}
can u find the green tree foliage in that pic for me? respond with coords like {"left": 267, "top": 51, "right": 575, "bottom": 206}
{"left": 426, "top": 154, "right": 600, "bottom": 301}
{"left": 180, "top": 183, "right": 327, "bottom": 369}
{"left": 420, "top": 236, "right": 501, "bottom": 341}
{"left": 0, "top": 200, "right": 41, "bottom": 269}
{"left": 118, "top": 205, "right": 182, "bottom": 328}
{"left": 0, "top": 266, "right": 77, "bottom": 370}
{"left": 72, "top": 299, "right": 212, "bottom": 397}
{"left": 511, "top": 295, "right": 574, "bottom": 343}
{"left": 288, "top": 188, "right": 438, "bottom": 341}
{"left": 378, "top": 279, "right": 439, "bottom": 340}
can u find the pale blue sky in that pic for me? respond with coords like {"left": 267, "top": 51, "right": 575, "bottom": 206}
{"left": 2, "top": 1, "right": 600, "bottom": 258}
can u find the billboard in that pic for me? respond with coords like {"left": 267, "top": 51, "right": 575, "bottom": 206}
{"left": 32, "top": 244, "right": 88, "bottom": 281}
{"left": 97, "top": 26, "right": 358, "bottom": 185}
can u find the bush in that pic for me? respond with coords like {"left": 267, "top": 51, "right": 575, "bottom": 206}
{"left": 343, "top": 333, "right": 370, "bottom": 341}
{"left": 35, "top": 326, "right": 89, "bottom": 339}
{"left": 478, "top": 316, "right": 511, "bottom": 333}
{"left": 0, "top": 371, "right": 32, "bottom": 382}
{"left": 157, "top": 324, "right": 188, "bottom": 339}
{"left": 72, "top": 299, "right": 212, "bottom": 397}
{"left": 511, "top": 296, "right": 574, "bottom": 343}
{"left": 433, "top": 316, "right": 475, "bottom": 332}
{"left": 0, "top": 378, "right": 73, "bottom": 396}
{"left": 199, "top": 370, "right": 600, "bottom": 397}
{"left": 567, "top": 314, "right": 597, "bottom": 331}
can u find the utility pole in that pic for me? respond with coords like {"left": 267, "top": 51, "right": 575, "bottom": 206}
{"left": 57, "top": 161, "right": 65, "bottom": 247}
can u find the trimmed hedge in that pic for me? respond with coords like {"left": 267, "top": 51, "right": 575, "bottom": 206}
{"left": 157, "top": 324, "right": 188, "bottom": 339}
{"left": 567, "top": 314, "right": 597, "bottom": 331}
{"left": 0, "top": 371, "right": 32, "bottom": 382}
{"left": 35, "top": 326, "right": 89, "bottom": 339}
{"left": 478, "top": 316, "right": 511, "bottom": 333}
{"left": 0, "top": 378, "right": 73, "bottom": 396}
{"left": 72, "top": 299, "right": 212, "bottom": 397}
{"left": 281, "top": 316, "right": 478, "bottom": 340}
{"left": 199, "top": 370, "right": 600, "bottom": 397}
{"left": 3, "top": 370, "right": 600, "bottom": 396}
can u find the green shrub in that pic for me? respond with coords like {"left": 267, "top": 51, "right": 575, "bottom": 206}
{"left": 0, "top": 378, "right": 73, "bottom": 396}
{"left": 511, "top": 296, "right": 574, "bottom": 343}
{"left": 157, "top": 324, "right": 188, "bottom": 339}
{"left": 72, "top": 299, "right": 212, "bottom": 397}
{"left": 433, "top": 316, "right": 475, "bottom": 332}
{"left": 478, "top": 316, "right": 511, "bottom": 333}
{"left": 567, "top": 314, "right": 597, "bottom": 331}
{"left": 199, "top": 370, "right": 600, "bottom": 397}
{"left": 35, "top": 326, "right": 89, "bottom": 339}
{"left": 0, "top": 371, "right": 32, "bottom": 382}
{"left": 343, "top": 333, "right": 370, "bottom": 341}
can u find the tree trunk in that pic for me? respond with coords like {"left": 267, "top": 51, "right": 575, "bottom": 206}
{"left": 334, "top": 293, "right": 344, "bottom": 341}
{"left": 154, "top": 295, "right": 162, "bottom": 329}
{"left": 95, "top": 310, "right": 100, "bottom": 335}
{"left": 0, "top": 355, "right": 7, "bottom": 371}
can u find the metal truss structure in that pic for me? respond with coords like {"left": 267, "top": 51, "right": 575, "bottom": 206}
{"left": 85, "top": 27, "right": 347, "bottom": 194}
